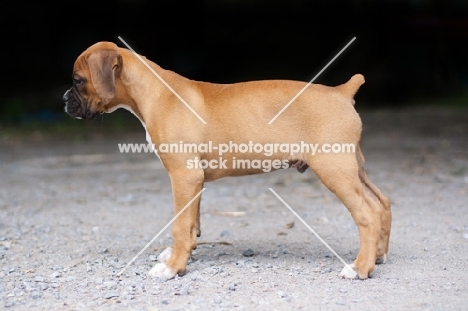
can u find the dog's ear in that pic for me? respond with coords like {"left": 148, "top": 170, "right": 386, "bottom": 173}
{"left": 88, "top": 49, "right": 122, "bottom": 104}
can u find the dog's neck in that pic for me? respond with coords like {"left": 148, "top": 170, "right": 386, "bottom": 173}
{"left": 112, "top": 48, "right": 192, "bottom": 126}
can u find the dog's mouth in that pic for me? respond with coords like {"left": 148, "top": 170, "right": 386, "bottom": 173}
{"left": 63, "top": 88, "right": 99, "bottom": 120}
{"left": 77, "top": 110, "right": 99, "bottom": 120}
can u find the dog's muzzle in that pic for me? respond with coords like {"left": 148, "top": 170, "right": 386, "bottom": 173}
{"left": 63, "top": 88, "right": 97, "bottom": 120}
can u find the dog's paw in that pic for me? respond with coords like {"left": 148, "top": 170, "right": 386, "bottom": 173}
{"left": 376, "top": 253, "right": 388, "bottom": 264}
{"left": 339, "top": 263, "right": 358, "bottom": 279}
{"left": 157, "top": 247, "right": 173, "bottom": 263}
{"left": 148, "top": 263, "right": 177, "bottom": 280}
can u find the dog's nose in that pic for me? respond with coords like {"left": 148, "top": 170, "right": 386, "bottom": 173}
{"left": 62, "top": 89, "right": 70, "bottom": 103}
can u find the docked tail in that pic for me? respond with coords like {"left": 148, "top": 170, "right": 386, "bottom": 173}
{"left": 338, "top": 74, "right": 365, "bottom": 103}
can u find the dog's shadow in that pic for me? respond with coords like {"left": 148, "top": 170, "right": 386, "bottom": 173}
{"left": 177, "top": 240, "right": 357, "bottom": 276}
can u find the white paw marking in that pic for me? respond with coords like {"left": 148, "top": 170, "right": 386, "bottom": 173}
{"left": 339, "top": 263, "right": 358, "bottom": 279}
{"left": 376, "top": 253, "right": 388, "bottom": 264}
{"left": 157, "top": 247, "right": 173, "bottom": 263}
{"left": 148, "top": 263, "right": 177, "bottom": 280}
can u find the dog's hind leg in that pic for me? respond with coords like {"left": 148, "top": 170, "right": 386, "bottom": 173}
{"left": 309, "top": 151, "right": 384, "bottom": 279}
{"left": 356, "top": 147, "right": 391, "bottom": 264}
{"left": 149, "top": 169, "right": 204, "bottom": 279}
{"left": 196, "top": 195, "right": 202, "bottom": 237}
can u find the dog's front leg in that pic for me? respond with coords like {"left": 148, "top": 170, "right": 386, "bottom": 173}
{"left": 149, "top": 169, "right": 204, "bottom": 280}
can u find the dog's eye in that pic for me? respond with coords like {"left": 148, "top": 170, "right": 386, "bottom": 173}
{"left": 74, "top": 78, "right": 84, "bottom": 86}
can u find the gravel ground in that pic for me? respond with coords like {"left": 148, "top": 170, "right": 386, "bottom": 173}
{"left": 0, "top": 107, "right": 467, "bottom": 310}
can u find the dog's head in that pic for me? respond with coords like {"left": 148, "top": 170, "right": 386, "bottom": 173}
{"left": 63, "top": 42, "right": 123, "bottom": 119}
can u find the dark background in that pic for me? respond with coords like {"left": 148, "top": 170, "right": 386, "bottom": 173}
{"left": 1, "top": 0, "right": 468, "bottom": 125}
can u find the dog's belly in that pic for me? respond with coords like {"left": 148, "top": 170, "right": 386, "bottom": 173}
{"left": 203, "top": 164, "right": 278, "bottom": 181}
{"left": 199, "top": 152, "right": 295, "bottom": 181}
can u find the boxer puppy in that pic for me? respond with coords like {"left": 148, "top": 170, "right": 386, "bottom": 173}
{"left": 63, "top": 41, "right": 391, "bottom": 280}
